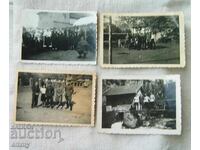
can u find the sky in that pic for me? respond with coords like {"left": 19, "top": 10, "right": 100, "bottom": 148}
{"left": 22, "top": 10, "right": 39, "bottom": 28}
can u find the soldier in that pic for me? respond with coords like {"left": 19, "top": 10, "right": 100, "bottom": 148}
{"left": 76, "top": 36, "right": 90, "bottom": 58}
{"left": 65, "top": 82, "right": 75, "bottom": 111}
{"left": 31, "top": 81, "right": 40, "bottom": 108}
{"left": 55, "top": 82, "right": 64, "bottom": 109}
{"left": 45, "top": 81, "right": 55, "bottom": 108}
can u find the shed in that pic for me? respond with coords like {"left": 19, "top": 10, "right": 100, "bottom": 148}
{"left": 104, "top": 85, "right": 142, "bottom": 107}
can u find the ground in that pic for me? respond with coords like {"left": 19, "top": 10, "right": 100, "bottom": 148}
{"left": 24, "top": 50, "right": 96, "bottom": 61}
{"left": 16, "top": 85, "right": 93, "bottom": 125}
{"left": 103, "top": 42, "right": 180, "bottom": 64}
{"left": 111, "top": 118, "right": 176, "bottom": 130}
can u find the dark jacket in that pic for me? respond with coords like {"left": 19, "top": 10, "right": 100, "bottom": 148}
{"left": 46, "top": 85, "right": 54, "bottom": 97}
{"left": 32, "top": 85, "right": 40, "bottom": 95}
{"left": 65, "top": 85, "right": 74, "bottom": 98}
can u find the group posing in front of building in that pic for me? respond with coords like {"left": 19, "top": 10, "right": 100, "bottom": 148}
{"left": 131, "top": 90, "right": 156, "bottom": 111}
{"left": 22, "top": 26, "right": 96, "bottom": 59}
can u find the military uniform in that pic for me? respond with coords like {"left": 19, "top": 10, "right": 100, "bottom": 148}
{"left": 46, "top": 84, "right": 54, "bottom": 108}
{"left": 65, "top": 84, "right": 74, "bottom": 110}
{"left": 31, "top": 84, "right": 40, "bottom": 108}
{"left": 55, "top": 84, "right": 63, "bottom": 108}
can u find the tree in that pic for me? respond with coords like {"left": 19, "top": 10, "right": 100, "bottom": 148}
{"left": 118, "top": 16, "right": 179, "bottom": 41}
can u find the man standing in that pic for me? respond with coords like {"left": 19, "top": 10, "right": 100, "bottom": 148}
{"left": 31, "top": 81, "right": 40, "bottom": 108}
{"left": 65, "top": 82, "right": 74, "bottom": 111}
{"left": 56, "top": 82, "right": 64, "bottom": 109}
{"left": 143, "top": 94, "right": 150, "bottom": 109}
{"left": 46, "top": 81, "right": 55, "bottom": 108}
{"left": 43, "top": 29, "right": 52, "bottom": 49}
{"left": 150, "top": 93, "right": 156, "bottom": 109}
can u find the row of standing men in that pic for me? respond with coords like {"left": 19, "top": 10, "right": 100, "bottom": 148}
{"left": 31, "top": 79, "right": 75, "bottom": 111}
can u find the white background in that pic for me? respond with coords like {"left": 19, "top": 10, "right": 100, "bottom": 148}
{"left": 0, "top": 0, "right": 195, "bottom": 149}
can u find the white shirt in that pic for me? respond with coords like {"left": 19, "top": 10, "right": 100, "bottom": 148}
{"left": 134, "top": 96, "right": 139, "bottom": 103}
{"left": 150, "top": 94, "right": 155, "bottom": 102}
{"left": 144, "top": 96, "right": 150, "bottom": 103}
{"left": 40, "top": 87, "right": 46, "bottom": 94}
{"left": 43, "top": 30, "right": 52, "bottom": 37}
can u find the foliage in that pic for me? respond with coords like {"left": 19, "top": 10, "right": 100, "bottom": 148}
{"left": 103, "top": 16, "right": 180, "bottom": 41}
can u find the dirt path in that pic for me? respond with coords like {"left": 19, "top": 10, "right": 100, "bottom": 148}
{"left": 16, "top": 86, "right": 92, "bottom": 125}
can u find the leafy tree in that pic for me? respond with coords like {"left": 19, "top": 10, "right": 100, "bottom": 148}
{"left": 118, "top": 16, "right": 179, "bottom": 41}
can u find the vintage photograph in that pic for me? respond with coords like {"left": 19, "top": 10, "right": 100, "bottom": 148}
{"left": 14, "top": 71, "right": 96, "bottom": 126}
{"left": 21, "top": 10, "right": 97, "bottom": 64}
{"left": 98, "top": 75, "right": 181, "bottom": 134}
{"left": 100, "top": 12, "right": 185, "bottom": 67}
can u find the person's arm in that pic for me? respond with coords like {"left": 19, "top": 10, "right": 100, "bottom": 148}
{"left": 35, "top": 86, "right": 40, "bottom": 95}
{"left": 31, "top": 86, "right": 34, "bottom": 92}
{"left": 71, "top": 86, "right": 75, "bottom": 94}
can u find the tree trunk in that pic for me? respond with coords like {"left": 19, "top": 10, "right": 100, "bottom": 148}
{"left": 108, "top": 16, "right": 112, "bottom": 64}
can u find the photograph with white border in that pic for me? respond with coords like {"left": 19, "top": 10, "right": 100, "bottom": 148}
{"left": 100, "top": 12, "right": 185, "bottom": 68}
{"left": 98, "top": 75, "right": 181, "bottom": 135}
{"left": 20, "top": 9, "right": 97, "bottom": 65}
{"left": 14, "top": 70, "right": 96, "bottom": 127}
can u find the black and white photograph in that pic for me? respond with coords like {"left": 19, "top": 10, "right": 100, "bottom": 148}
{"left": 98, "top": 75, "right": 181, "bottom": 134}
{"left": 100, "top": 12, "right": 185, "bottom": 68}
{"left": 14, "top": 70, "right": 96, "bottom": 126}
{"left": 21, "top": 10, "right": 97, "bottom": 64}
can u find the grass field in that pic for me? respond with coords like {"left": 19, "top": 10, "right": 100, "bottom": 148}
{"left": 103, "top": 42, "right": 180, "bottom": 64}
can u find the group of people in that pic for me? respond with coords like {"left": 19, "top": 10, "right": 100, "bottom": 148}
{"left": 31, "top": 79, "right": 75, "bottom": 111}
{"left": 117, "top": 33, "right": 156, "bottom": 50}
{"left": 131, "top": 90, "right": 156, "bottom": 111}
{"left": 22, "top": 26, "right": 96, "bottom": 58}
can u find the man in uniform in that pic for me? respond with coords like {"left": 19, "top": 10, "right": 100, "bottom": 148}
{"left": 65, "top": 82, "right": 75, "bottom": 111}
{"left": 76, "top": 36, "right": 90, "bottom": 58}
{"left": 45, "top": 80, "right": 55, "bottom": 108}
{"left": 31, "top": 81, "right": 40, "bottom": 108}
{"left": 56, "top": 82, "right": 64, "bottom": 109}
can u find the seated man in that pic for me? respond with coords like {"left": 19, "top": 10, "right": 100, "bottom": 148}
{"left": 122, "top": 108, "right": 141, "bottom": 129}
{"left": 76, "top": 37, "right": 90, "bottom": 58}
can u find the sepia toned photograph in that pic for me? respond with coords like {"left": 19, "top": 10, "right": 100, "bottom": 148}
{"left": 21, "top": 10, "right": 97, "bottom": 64}
{"left": 100, "top": 12, "right": 185, "bottom": 68}
{"left": 98, "top": 75, "right": 181, "bottom": 134}
{"left": 14, "top": 70, "right": 96, "bottom": 126}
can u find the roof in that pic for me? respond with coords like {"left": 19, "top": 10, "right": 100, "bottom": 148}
{"left": 37, "top": 12, "right": 90, "bottom": 19}
{"left": 104, "top": 85, "right": 142, "bottom": 96}
{"left": 70, "top": 13, "right": 90, "bottom": 19}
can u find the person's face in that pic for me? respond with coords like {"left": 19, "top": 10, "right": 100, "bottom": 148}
{"left": 35, "top": 82, "right": 38, "bottom": 86}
